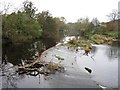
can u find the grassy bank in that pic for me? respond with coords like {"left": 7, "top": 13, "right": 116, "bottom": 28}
{"left": 65, "top": 34, "right": 114, "bottom": 48}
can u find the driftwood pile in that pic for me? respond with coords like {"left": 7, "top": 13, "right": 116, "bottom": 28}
{"left": 16, "top": 60, "right": 65, "bottom": 76}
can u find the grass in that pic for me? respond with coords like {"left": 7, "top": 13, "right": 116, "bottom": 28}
{"left": 90, "top": 34, "right": 113, "bottom": 45}
{"left": 65, "top": 39, "right": 91, "bottom": 48}
{"left": 65, "top": 34, "right": 114, "bottom": 48}
{"left": 55, "top": 55, "right": 64, "bottom": 60}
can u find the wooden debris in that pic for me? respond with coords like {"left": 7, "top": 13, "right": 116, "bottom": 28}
{"left": 16, "top": 60, "right": 65, "bottom": 76}
{"left": 83, "top": 45, "right": 93, "bottom": 56}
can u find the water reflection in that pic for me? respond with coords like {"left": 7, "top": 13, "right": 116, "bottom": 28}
{"left": 105, "top": 41, "right": 119, "bottom": 61}
{"left": 2, "top": 73, "right": 25, "bottom": 88}
{"left": 91, "top": 46, "right": 97, "bottom": 54}
{"left": 1, "top": 38, "right": 57, "bottom": 88}
{"left": 2, "top": 63, "right": 25, "bottom": 88}
{"left": 2, "top": 40, "right": 47, "bottom": 65}
{"left": 76, "top": 42, "right": 119, "bottom": 88}
{"left": 106, "top": 46, "right": 118, "bottom": 60}
{"left": 41, "top": 38, "right": 57, "bottom": 49}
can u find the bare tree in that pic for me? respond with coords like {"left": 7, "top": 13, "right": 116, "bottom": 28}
{"left": 0, "top": 1, "right": 12, "bottom": 15}
{"left": 107, "top": 9, "right": 118, "bottom": 21}
{"left": 91, "top": 18, "right": 100, "bottom": 26}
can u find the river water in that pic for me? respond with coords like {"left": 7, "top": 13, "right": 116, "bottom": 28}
{"left": 0, "top": 37, "right": 119, "bottom": 89}
{"left": 76, "top": 43, "right": 119, "bottom": 88}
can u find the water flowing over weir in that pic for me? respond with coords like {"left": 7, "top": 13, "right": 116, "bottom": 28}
{"left": 1, "top": 36, "right": 119, "bottom": 89}
{"left": 39, "top": 42, "right": 118, "bottom": 89}
{"left": 76, "top": 44, "right": 118, "bottom": 88}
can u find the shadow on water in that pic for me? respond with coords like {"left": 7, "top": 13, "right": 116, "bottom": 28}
{"left": 2, "top": 37, "right": 57, "bottom": 65}
{"left": 1, "top": 38, "right": 57, "bottom": 88}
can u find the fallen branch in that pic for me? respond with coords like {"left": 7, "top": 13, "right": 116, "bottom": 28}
{"left": 17, "top": 59, "right": 65, "bottom": 76}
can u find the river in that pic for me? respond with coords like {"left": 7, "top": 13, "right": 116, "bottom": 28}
{"left": 0, "top": 37, "right": 119, "bottom": 89}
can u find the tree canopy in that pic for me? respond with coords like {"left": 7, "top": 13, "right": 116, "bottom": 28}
{"left": 2, "top": 0, "right": 118, "bottom": 44}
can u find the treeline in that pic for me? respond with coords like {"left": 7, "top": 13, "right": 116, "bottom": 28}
{"left": 2, "top": 1, "right": 118, "bottom": 44}
{"left": 66, "top": 18, "right": 105, "bottom": 38}
{"left": 2, "top": 1, "right": 66, "bottom": 44}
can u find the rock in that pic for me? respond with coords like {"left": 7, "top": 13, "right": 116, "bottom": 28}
{"left": 85, "top": 67, "right": 92, "bottom": 73}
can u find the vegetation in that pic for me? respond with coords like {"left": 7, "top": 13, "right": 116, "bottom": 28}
{"left": 55, "top": 55, "right": 64, "bottom": 60}
{"left": 1, "top": 0, "right": 118, "bottom": 45}
{"left": 1, "top": 1, "right": 119, "bottom": 84}
{"left": 65, "top": 38, "right": 91, "bottom": 48}
{"left": 2, "top": 1, "right": 42, "bottom": 43}
{"left": 2, "top": 1, "right": 66, "bottom": 44}
{"left": 66, "top": 34, "right": 113, "bottom": 48}
{"left": 90, "top": 34, "right": 113, "bottom": 45}
{"left": 2, "top": 12, "right": 42, "bottom": 43}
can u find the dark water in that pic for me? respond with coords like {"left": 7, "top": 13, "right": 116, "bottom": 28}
{"left": 0, "top": 39, "right": 119, "bottom": 89}
{"left": 2, "top": 38, "right": 57, "bottom": 65}
{"left": 1, "top": 39, "right": 57, "bottom": 89}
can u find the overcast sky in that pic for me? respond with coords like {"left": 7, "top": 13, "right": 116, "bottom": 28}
{"left": 0, "top": 0, "right": 119, "bottom": 22}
